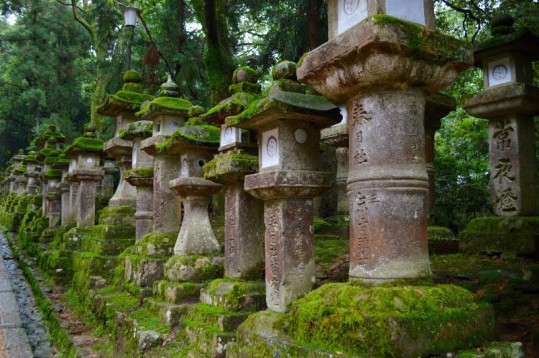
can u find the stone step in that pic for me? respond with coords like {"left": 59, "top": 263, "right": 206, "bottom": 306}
{"left": 164, "top": 255, "right": 224, "bottom": 283}
{"left": 124, "top": 254, "right": 168, "bottom": 287}
{"left": 199, "top": 279, "right": 266, "bottom": 312}
{"left": 185, "top": 303, "right": 251, "bottom": 332}
{"left": 183, "top": 321, "right": 236, "bottom": 358}
{"left": 144, "top": 297, "right": 190, "bottom": 327}
{"left": 153, "top": 280, "right": 203, "bottom": 304}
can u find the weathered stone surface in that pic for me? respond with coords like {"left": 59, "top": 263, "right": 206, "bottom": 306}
{"left": 164, "top": 255, "right": 224, "bottom": 282}
{"left": 200, "top": 279, "right": 266, "bottom": 312}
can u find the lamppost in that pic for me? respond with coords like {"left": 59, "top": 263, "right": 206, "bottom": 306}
{"left": 122, "top": 6, "right": 138, "bottom": 70}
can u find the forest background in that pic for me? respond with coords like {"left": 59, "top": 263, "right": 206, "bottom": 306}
{"left": 0, "top": 0, "right": 538, "bottom": 231}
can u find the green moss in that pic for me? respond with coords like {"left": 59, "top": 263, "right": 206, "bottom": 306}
{"left": 36, "top": 147, "right": 60, "bottom": 162}
{"left": 135, "top": 231, "right": 176, "bottom": 256}
{"left": 287, "top": 283, "right": 494, "bottom": 356}
{"left": 43, "top": 168, "right": 62, "bottom": 179}
{"left": 123, "top": 167, "right": 154, "bottom": 179}
{"left": 118, "top": 121, "right": 153, "bottom": 140}
{"left": 122, "top": 82, "right": 143, "bottom": 92}
{"left": 428, "top": 226, "right": 455, "bottom": 240}
{"left": 23, "top": 155, "right": 36, "bottom": 163}
{"left": 202, "top": 92, "right": 262, "bottom": 124}
{"left": 14, "top": 165, "right": 27, "bottom": 174}
{"left": 128, "top": 307, "right": 170, "bottom": 334}
{"left": 203, "top": 151, "right": 258, "bottom": 182}
{"left": 136, "top": 96, "right": 193, "bottom": 117}
{"left": 124, "top": 70, "right": 143, "bottom": 83}
{"left": 65, "top": 136, "right": 104, "bottom": 153}
{"left": 156, "top": 124, "right": 220, "bottom": 152}
{"left": 228, "top": 82, "right": 261, "bottom": 95}
{"left": 459, "top": 217, "right": 539, "bottom": 256}
{"left": 232, "top": 66, "right": 258, "bottom": 84}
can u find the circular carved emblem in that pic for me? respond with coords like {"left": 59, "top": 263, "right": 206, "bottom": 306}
{"left": 343, "top": 0, "right": 360, "bottom": 15}
{"left": 266, "top": 136, "right": 278, "bottom": 157}
{"left": 492, "top": 64, "right": 508, "bottom": 81}
{"left": 86, "top": 158, "right": 93, "bottom": 164}
{"left": 294, "top": 129, "right": 307, "bottom": 144}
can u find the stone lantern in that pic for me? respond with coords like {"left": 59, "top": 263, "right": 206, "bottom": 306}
{"left": 98, "top": 157, "right": 118, "bottom": 202}
{"left": 122, "top": 120, "right": 154, "bottom": 241}
{"left": 98, "top": 70, "right": 153, "bottom": 207}
{"left": 464, "top": 15, "right": 539, "bottom": 217}
{"left": 460, "top": 15, "right": 539, "bottom": 257}
{"left": 203, "top": 66, "right": 265, "bottom": 281}
{"left": 159, "top": 119, "right": 222, "bottom": 256}
{"left": 23, "top": 152, "right": 39, "bottom": 195}
{"left": 139, "top": 76, "right": 193, "bottom": 233}
{"left": 37, "top": 143, "right": 61, "bottom": 214}
{"left": 64, "top": 124, "right": 105, "bottom": 227}
{"left": 12, "top": 150, "right": 28, "bottom": 196}
{"left": 228, "top": 61, "right": 341, "bottom": 312}
{"left": 298, "top": 2, "right": 472, "bottom": 285}
{"left": 44, "top": 160, "right": 65, "bottom": 228}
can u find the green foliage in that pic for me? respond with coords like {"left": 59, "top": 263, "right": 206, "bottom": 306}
{"left": 432, "top": 107, "right": 490, "bottom": 231}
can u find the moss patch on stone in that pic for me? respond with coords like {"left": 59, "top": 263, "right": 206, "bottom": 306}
{"left": 136, "top": 96, "right": 192, "bottom": 117}
{"left": 119, "top": 121, "right": 153, "bottom": 140}
{"left": 43, "top": 168, "right": 62, "bottom": 179}
{"left": 459, "top": 217, "right": 539, "bottom": 256}
{"left": 287, "top": 283, "right": 494, "bottom": 357}
{"left": 65, "top": 137, "right": 104, "bottom": 153}
{"left": 123, "top": 167, "right": 154, "bottom": 180}
{"left": 203, "top": 151, "right": 258, "bottom": 182}
{"left": 156, "top": 124, "right": 220, "bottom": 152}
{"left": 135, "top": 231, "right": 176, "bottom": 257}
{"left": 201, "top": 92, "right": 262, "bottom": 124}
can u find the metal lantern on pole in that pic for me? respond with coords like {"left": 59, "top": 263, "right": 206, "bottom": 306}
{"left": 123, "top": 6, "right": 138, "bottom": 27}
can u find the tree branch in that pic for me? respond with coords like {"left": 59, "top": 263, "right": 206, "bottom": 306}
{"left": 55, "top": 0, "right": 84, "bottom": 13}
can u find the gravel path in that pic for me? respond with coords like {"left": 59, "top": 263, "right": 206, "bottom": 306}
{"left": 0, "top": 232, "right": 54, "bottom": 358}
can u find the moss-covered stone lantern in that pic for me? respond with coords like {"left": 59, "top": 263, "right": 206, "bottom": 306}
{"left": 98, "top": 70, "right": 153, "bottom": 207}
{"left": 139, "top": 76, "right": 193, "bottom": 233}
{"left": 11, "top": 149, "right": 27, "bottom": 196}
{"left": 203, "top": 66, "right": 265, "bottom": 281}
{"left": 121, "top": 120, "right": 154, "bottom": 241}
{"left": 158, "top": 116, "right": 221, "bottom": 256}
{"left": 64, "top": 124, "right": 105, "bottom": 227}
{"left": 227, "top": 61, "right": 341, "bottom": 312}
{"left": 23, "top": 151, "right": 39, "bottom": 195}
{"left": 460, "top": 15, "right": 539, "bottom": 257}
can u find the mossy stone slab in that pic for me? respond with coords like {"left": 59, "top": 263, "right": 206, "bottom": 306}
{"left": 200, "top": 279, "right": 266, "bottom": 312}
{"left": 459, "top": 217, "right": 539, "bottom": 257}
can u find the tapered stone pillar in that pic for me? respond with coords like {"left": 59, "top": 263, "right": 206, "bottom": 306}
{"left": 230, "top": 61, "right": 340, "bottom": 312}
{"left": 297, "top": 15, "right": 472, "bottom": 284}
{"left": 204, "top": 67, "right": 265, "bottom": 280}
{"left": 98, "top": 70, "right": 153, "bottom": 207}
{"left": 139, "top": 77, "right": 193, "bottom": 233}
{"left": 425, "top": 94, "right": 456, "bottom": 216}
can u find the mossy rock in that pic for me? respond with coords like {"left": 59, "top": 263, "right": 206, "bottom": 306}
{"left": 459, "top": 217, "right": 539, "bottom": 257}
{"left": 124, "top": 70, "right": 143, "bottom": 83}
{"left": 233, "top": 66, "right": 258, "bottom": 84}
{"left": 98, "top": 205, "right": 136, "bottom": 225}
{"left": 285, "top": 283, "right": 494, "bottom": 357}
{"left": 135, "top": 231, "right": 176, "bottom": 257}
{"left": 119, "top": 120, "right": 153, "bottom": 140}
{"left": 136, "top": 96, "right": 192, "bottom": 117}
{"left": 156, "top": 124, "right": 220, "bottom": 152}
{"left": 153, "top": 280, "right": 202, "bottom": 304}
{"left": 43, "top": 168, "right": 62, "bottom": 179}
{"left": 200, "top": 278, "right": 266, "bottom": 312}
{"left": 123, "top": 167, "right": 154, "bottom": 180}
{"left": 164, "top": 255, "right": 224, "bottom": 282}
{"left": 202, "top": 92, "right": 262, "bottom": 125}
{"left": 65, "top": 136, "right": 104, "bottom": 153}
{"left": 203, "top": 152, "right": 258, "bottom": 183}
